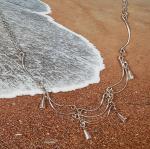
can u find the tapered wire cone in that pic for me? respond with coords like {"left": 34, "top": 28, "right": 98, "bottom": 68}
{"left": 127, "top": 69, "right": 134, "bottom": 80}
{"left": 39, "top": 96, "right": 46, "bottom": 109}
{"left": 117, "top": 113, "right": 127, "bottom": 123}
{"left": 83, "top": 129, "right": 92, "bottom": 140}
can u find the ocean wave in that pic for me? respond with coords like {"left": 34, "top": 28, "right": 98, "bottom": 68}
{"left": 0, "top": 0, "right": 105, "bottom": 98}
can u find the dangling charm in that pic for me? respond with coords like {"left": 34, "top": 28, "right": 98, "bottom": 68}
{"left": 39, "top": 94, "right": 46, "bottom": 109}
{"left": 126, "top": 69, "right": 134, "bottom": 80}
{"left": 80, "top": 118, "right": 91, "bottom": 140}
{"left": 83, "top": 128, "right": 91, "bottom": 140}
{"left": 117, "top": 112, "right": 127, "bottom": 123}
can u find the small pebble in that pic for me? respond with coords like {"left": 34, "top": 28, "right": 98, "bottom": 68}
{"left": 15, "top": 133, "right": 22, "bottom": 136}
{"left": 44, "top": 138, "right": 58, "bottom": 145}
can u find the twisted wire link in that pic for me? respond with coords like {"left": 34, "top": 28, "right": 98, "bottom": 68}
{"left": 0, "top": 0, "right": 133, "bottom": 140}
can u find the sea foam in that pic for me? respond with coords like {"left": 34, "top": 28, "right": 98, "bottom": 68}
{"left": 0, "top": 0, "right": 105, "bottom": 98}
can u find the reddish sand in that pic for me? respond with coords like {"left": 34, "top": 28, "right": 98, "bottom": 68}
{"left": 0, "top": 0, "right": 150, "bottom": 148}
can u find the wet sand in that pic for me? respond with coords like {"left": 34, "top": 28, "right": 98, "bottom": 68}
{"left": 0, "top": 0, "right": 150, "bottom": 148}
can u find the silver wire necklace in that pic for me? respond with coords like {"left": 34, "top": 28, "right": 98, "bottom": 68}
{"left": 0, "top": 0, "right": 134, "bottom": 140}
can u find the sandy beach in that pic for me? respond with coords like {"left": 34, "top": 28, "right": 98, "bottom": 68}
{"left": 0, "top": 0, "right": 150, "bottom": 148}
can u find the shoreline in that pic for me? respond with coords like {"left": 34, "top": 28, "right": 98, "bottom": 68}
{"left": 0, "top": 0, "right": 149, "bottom": 148}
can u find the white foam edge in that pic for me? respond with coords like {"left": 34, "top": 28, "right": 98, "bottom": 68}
{"left": 37, "top": 0, "right": 105, "bottom": 83}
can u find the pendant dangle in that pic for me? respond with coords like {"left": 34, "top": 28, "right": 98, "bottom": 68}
{"left": 83, "top": 128, "right": 92, "bottom": 140}
{"left": 80, "top": 120, "right": 91, "bottom": 140}
{"left": 38, "top": 82, "right": 48, "bottom": 109}
{"left": 72, "top": 107, "right": 91, "bottom": 140}
{"left": 39, "top": 94, "right": 47, "bottom": 109}
{"left": 124, "top": 63, "right": 134, "bottom": 81}
{"left": 116, "top": 112, "right": 127, "bottom": 123}
{"left": 126, "top": 68, "right": 134, "bottom": 80}
{"left": 118, "top": 56, "right": 134, "bottom": 80}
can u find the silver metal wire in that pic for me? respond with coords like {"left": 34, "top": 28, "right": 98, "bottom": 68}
{"left": 0, "top": 0, "right": 133, "bottom": 139}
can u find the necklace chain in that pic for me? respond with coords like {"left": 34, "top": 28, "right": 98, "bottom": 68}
{"left": 0, "top": 0, "right": 133, "bottom": 140}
